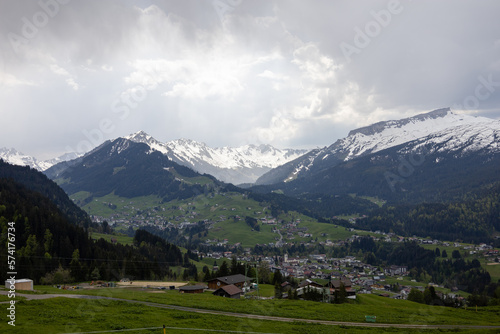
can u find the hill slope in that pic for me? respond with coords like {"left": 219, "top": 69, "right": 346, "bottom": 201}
{"left": 0, "top": 161, "right": 194, "bottom": 283}
{"left": 0, "top": 159, "right": 91, "bottom": 227}
{"left": 46, "top": 138, "right": 222, "bottom": 201}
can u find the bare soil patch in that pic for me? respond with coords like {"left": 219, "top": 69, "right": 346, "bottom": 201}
{"left": 116, "top": 281, "right": 187, "bottom": 288}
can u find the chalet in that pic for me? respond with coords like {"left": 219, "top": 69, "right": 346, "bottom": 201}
{"left": 212, "top": 284, "right": 243, "bottom": 298}
{"left": 326, "top": 279, "right": 356, "bottom": 299}
{"left": 299, "top": 279, "right": 323, "bottom": 289}
{"left": 178, "top": 285, "right": 207, "bottom": 294}
{"left": 207, "top": 274, "right": 252, "bottom": 290}
{"left": 281, "top": 281, "right": 292, "bottom": 291}
{"left": 384, "top": 265, "right": 408, "bottom": 276}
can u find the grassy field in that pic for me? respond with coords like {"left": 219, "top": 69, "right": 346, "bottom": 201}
{"left": 482, "top": 259, "right": 500, "bottom": 283}
{"left": 246, "top": 284, "right": 275, "bottom": 298}
{"left": 19, "top": 285, "right": 500, "bottom": 328}
{"left": 75, "top": 191, "right": 368, "bottom": 247}
{"left": 6, "top": 296, "right": 500, "bottom": 334}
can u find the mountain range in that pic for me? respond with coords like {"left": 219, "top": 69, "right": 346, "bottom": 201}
{"left": 3, "top": 107, "right": 499, "bottom": 201}
{"left": 0, "top": 147, "right": 80, "bottom": 172}
{"left": 1, "top": 134, "right": 307, "bottom": 185}
{"left": 253, "top": 108, "right": 500, "bottom": 203}
{"left": 255, "top": 108, "right": 500, "bottom": 185}
{"left": 124, "top": 131, "right": 308, "bottom": 185}
{"left": 46, "top": 138, "right": 226, "bottom": 202}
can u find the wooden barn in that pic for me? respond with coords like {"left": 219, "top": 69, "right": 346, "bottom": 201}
{"left": 207, "top": 274, "right": 251, "bottom": 290}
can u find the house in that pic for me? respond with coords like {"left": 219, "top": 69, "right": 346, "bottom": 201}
{"left": 5, "top": 279, "right": 33, "bottom": 291}
{"left": 384, "top": 265, "right": 408, "bottom": 276}
{"left": 299, "top": 279, "right": 323, "bottom": 289}
{"left": 326, "top": 279, "right": 356, "bottom": 299}
{"left": 178, "top": 285, "right": 207, "bottom": 294}
{"left": 207, "top": 274, "right": 252, "bottom": 290}
{"left": 281, "top": 281, "right": 292, "bottom": 292}
{"left": 212, "top": 284, "right": 243, "bottom": 298}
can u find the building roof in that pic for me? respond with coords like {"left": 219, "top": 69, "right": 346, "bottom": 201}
{"left": 299, "top": 279, "right": 323, "bottom": 288}
{"left": 209, "top": 274, "right": 251, "bottom": 285}
{"left": 214, "top": 284, "right": 243, "bottom": 296}
{"left": 5, "top": 279, "right": 33, "bottom": 283}
{"left": 329, "top": 279, "right": 352, "bottom": 289}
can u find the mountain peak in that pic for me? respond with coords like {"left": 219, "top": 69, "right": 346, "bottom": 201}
{"left": 348, "top": 108, "right": 452, "bottom": 137}
{"left": 125, "top": 130, "right": 154, "bottom": 141}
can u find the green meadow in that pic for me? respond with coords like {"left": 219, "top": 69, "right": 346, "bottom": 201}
{"left": 75, "top": 191, "right": 367, "bottom": 247}
{"left": 6, "top": 296, "right": 500, "bottom": 334}
{"left": 11, "top": 285, "right": 499, "bottom": 331}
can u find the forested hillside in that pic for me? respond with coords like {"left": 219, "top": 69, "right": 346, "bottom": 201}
{"left": 0, "top": 159, "right": 91, "bottom": 228}
{"left": 352, "top": 183, "right": 500, "bottom": 244}
{"left": 252, "top": 145, "right": 500, "bottom": 205}
{"left": 46, "top": 139, "right": 219, "bottom": 201}
{"left": 0, "top": 162, "right": 195, "bottom": 283}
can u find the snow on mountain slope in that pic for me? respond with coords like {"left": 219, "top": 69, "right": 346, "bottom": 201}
{"left": 334, "top": 108, "right": 491, "bottom": 160}
{"left": 256, "top": 108, "right": 500, "bottom": 185}
{"left": 0, "top": 148, "right": 81, "bottom": 172}
{"left": 0, "top": 147, "right": 46, "bottom": 170}
{"left": 125, "top": 131, "right": 309, "bottom": 184}
{"left": 399, "top": 117, "right": 500, "bottom": 156}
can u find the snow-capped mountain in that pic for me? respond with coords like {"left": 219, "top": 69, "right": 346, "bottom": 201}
{"left": 256, "top": 108, "right": 500, "bottom": 185}
{"left": 124, "top": 131, "right": 309, "bottom": 184}
{"left": 0, "top": 147, "right": 81, "bottom": 172}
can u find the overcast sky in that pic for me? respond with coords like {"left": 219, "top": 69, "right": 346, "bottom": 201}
{"left": 1, "top": 0, "right": 499, "bottom": 160}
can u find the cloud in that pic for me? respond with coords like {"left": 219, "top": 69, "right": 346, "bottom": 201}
{"left": 0, "top": 0, "right": 499, "bottom": 160}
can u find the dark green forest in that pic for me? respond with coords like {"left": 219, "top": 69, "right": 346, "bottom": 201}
{"left": 351, "top": 183, "right": 500, "bottom": 244}
{"left": 50, "top": 139, "right": 217, "bottom": 201}
{"left": 252, "top": 145, "right": 500, "bottom": 205}
{"left": 347, "top": 237, "right": 499, "bottom": 304}
{"left": 0, "top": 172, "right": 194, "bottom": 284}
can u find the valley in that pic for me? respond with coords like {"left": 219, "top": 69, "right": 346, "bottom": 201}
{"left": 2, "top": 108, "right": 500, "bottom": 332}
{"left": 78, "top": 190, "right": 373, "bottom": 249}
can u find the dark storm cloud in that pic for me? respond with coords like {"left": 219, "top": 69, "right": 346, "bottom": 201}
{"left": 0, "top": 0, "right": 498, "bottom": 159}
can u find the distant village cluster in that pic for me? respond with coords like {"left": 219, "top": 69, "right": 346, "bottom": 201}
{"left": 84, "top": 195, "right": 499, "bottom": 305}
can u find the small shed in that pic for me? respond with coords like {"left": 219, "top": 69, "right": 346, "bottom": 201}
{"left": 5, "top": 279, "right": 33, "bottom": 291}
{"left": 179, "top": 285, "right": 207, "bottom": 294}
{"left": 212, "top": 284, "right": 243, "bottom": 299}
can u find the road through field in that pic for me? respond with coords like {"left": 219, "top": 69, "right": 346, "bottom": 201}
{"left": 3, "top": 291, "right": 500, "bottom": 330}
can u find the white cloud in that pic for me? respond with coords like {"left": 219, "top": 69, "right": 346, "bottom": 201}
{"left": 1, "top": 0, "right": 499, "bottom": 159}
{"left": 50, "top": 64, "right": 79, "bottom": 90}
